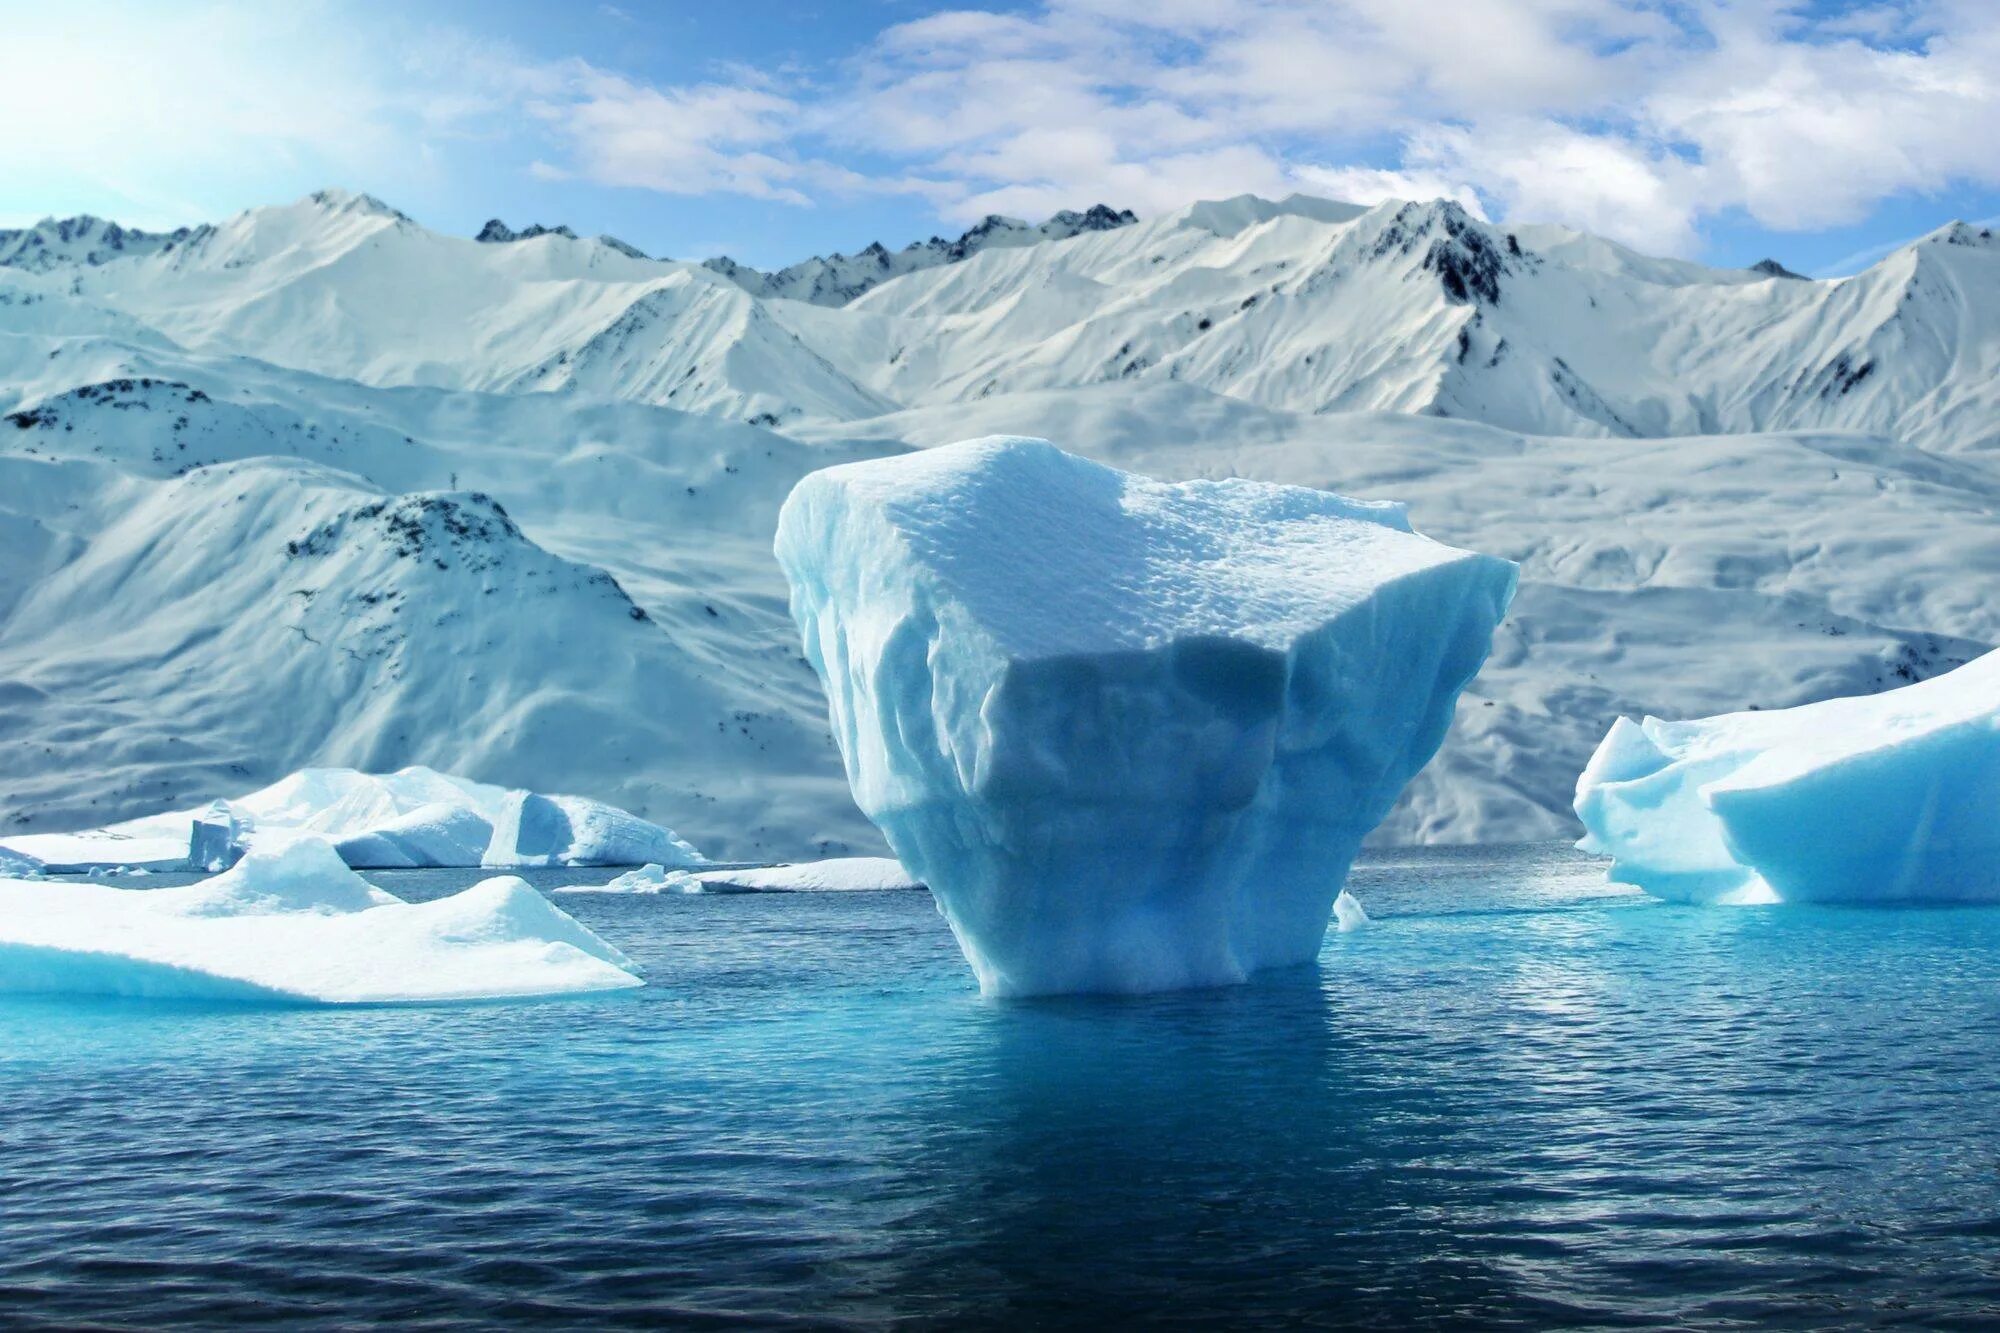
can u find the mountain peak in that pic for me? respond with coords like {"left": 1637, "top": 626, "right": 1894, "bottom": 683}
{"left": 1750, "top": 258, "right": 1808, "bottom": 280}
{"left": 704, "top": 203, "right": 1140, "bottom": 307}
{"left": 0, "top": 214, "right": 201, "bottom": 273}
{"left": 306, "top": 188, "right": 408, "bottom": 222}
{"left": 475, "top": 218, "right": 650, "bottom": 259}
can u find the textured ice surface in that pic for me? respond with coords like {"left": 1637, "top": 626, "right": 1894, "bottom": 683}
{"left": 482, "top": 792, "right": 706, "bottom": 869}
{"left": 0, "top": 838, "right": 642, "bottom": 1003}
{"left": 775, "top": 436, "right": 1515, "bottom": 994}
{"left": 1575, "top": 649, "right": 2000, "bottom": 904}
{"left": 0, "top": 767, "right": 706, "bottom": 872}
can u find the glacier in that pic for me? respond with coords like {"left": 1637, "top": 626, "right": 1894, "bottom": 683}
{"left": 1574, "top": 649, "right": 2000, "bottom": 904}
{"left": 0, "top": 838, "right": 642, "bottom": 1003}
{"left": 775, "top": 436, "right": 1515, "bottom": 995}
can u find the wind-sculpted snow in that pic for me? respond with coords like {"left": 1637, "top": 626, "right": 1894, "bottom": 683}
{"left": 1575, "top": 650, "right": 2000, "bottom": 905}
{"left": 776, "top": 437, "right": 1516, "bottom": 995}
{"left": 0, "top": 838, "right": 642, "bottom": 1003}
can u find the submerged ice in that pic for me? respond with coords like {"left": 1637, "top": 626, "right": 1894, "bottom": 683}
{"left": 0, "top": 838, "right": 642, "bottom": 1003}
{"left": 775, "top": 436, "right": 1515, "bottom": 995}
{"left": 1575, "top": 649, "right": 2000, "bottom": 904}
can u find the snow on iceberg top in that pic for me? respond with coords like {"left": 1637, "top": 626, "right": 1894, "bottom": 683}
{"left": 777, "top": 435, "right": 1489, "bottom": 660}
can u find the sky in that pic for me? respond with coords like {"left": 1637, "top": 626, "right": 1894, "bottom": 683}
{"left": 0, "top": 0, "right": 1996, "bottom": 275}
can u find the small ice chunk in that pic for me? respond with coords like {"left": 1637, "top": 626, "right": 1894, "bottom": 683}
{"left": 775, "top": 436, "right": 1514, "bottom": 995}
{"left": 556, "top": 863, "right": 693, "bottom": 895}
{"left": 1333, "top": 890, "right": 1370, "bottom": 931}
{"left": 189, "top": 799, "right": 251, "bottom": 872}
{"left": 1574, "top": 649, "right": 2000, "bottom": 903}
{"left": 682, "top": 857, "right": 921, "bottom": 894}
{"left": 0, "top": 839, "right": 642, "bottom": 1003}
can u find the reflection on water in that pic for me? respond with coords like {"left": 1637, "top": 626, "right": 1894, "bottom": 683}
{"left": 4, "top": 843, "right": 1999, "bottom": 1327}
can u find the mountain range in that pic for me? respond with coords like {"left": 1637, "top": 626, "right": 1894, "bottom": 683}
{"left": 2, "top": 186, "right": 1995, "bottom": 857}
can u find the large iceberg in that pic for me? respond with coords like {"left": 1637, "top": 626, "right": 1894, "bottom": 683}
{"left": 1575, "top": 650, "right": 2000, "bottom": 904}
{"left": 0, "top": 838, "right": 642, "bottom": 1003}
{"left": 0, "top": 767, "right": 706, "bottom": 873}
{"left": 774, "top": 436, "right": 1515, "bottom": 995}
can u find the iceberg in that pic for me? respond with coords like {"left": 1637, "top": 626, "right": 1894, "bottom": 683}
{"left": 0, "top": 766, "right": 707, "bottom": 873}
{"left": 0, "top": 838, "right": 642, "bottom": 1003}
{"left": 774, "top": 436, "right": 1514, "bottom": 995}
{"left": 481, "top": 791, "right": 706, "bottom": 869}
{"left": 1574, "top": 649, "right": 2000, "bottom": 904}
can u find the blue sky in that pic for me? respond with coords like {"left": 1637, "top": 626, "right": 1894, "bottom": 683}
{"left": 1, "top": 0, "right": 1996, "bottom": 275}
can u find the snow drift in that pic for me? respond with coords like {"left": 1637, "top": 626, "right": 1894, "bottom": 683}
{"left": 775, "top": 436, "right": 1515, "bottom": 995}
{"left": 1575, "top": 649, "right": 2000, "bottom": 904}
{"left": 0, "top": 838, "right": 642, "bottom": 1003}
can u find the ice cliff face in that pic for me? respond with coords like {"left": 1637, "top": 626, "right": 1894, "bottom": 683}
{"left": 776, "top": 437, "right": 1515, "bottom": 994}
{"left": 1575, "top": 650, "right": 2000, "bottom": 905}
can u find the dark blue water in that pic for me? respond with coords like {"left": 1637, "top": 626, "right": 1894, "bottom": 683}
{"left": 4, "top": 843, "right": 1999, "bottom": 1328}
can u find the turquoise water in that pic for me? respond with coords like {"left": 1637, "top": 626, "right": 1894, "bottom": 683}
{"left": 4, "top": 843, "right": 2000, "bottom": 1328}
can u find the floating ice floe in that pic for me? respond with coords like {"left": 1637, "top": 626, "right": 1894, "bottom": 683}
{"left": 775, "top": 436, "right": 1513, "bottom": 995}
{"left": 0, "top": 766, "right": 707, "bottom": 874}
{"left": 1574, "top": 649, "right": 2000, "bottom": 904}
{"left": 481, "top": 791, "right": 705, "bottom": 869}
{"left": 0, "top": 838, "right": 642, "bottom": 1003}
{"left": 557, "top": 856, "right": 921, "bottom": 895}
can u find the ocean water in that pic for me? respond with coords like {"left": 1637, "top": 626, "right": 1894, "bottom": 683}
{"left": 4, "top": 843, "right": 1999, "bottom": 1328}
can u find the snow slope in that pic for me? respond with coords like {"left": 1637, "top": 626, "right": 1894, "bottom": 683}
{"left": 3, "top": 186, "right": 1998, "bottom": 855}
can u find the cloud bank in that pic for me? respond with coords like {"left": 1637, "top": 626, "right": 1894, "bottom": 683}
{"left": 4, "top": 1, "right": 1997, "bottom": 258}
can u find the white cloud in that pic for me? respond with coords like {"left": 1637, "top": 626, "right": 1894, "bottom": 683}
{"left": 4, "top": 0, "right": 1996, "bottom": 259}
{"left": 1292, "top": 165, "right": 1487, "bottom": 218}
{"left": 527, "top": 67, "right": 818, "bottom": 205}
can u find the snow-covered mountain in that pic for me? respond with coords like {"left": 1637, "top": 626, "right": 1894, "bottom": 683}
{"left": 0, "top": 216, "right": 204, "bottom": 272}
{"left": 3, "top": 185, "right": 1998, "bottom": 855}
{"left": 703, "top": 204, "right": 1137, "bottom": 306}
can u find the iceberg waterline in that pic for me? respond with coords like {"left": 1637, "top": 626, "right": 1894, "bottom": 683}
{"left": 0, "top": 766, "right": 709, "bottom": 874}
{"left": 777, "top": 436, "right": 1515, "bottom": 996}
{"left": 0, "top": 838, "right": 642, "bottom": 1004}
{"left": 1574, "top": 648, "right": 2000, "bottom": 904}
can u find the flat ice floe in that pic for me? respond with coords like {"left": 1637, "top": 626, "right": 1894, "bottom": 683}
{"left": 776, "top": 436, "right": 1514, "bottom": 995}
{"left": 1575, "top": 649, "right": 2000, "bottom": 904}
{"left": 0, "top": 839, "right": 642, "bottom": 1003}
{"left": 0, "top": 767, "right": 707, "bottom": 873}
{"left": 558, "top": 856, "right": 920, "bottom": 895}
